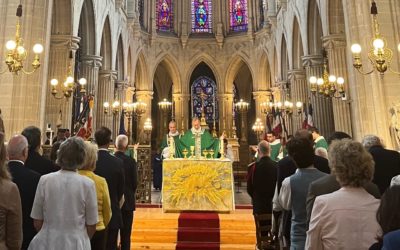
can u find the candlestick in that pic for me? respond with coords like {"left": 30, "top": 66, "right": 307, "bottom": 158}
{"left": 191, "top": 96, "right": 194, "bottom": 117}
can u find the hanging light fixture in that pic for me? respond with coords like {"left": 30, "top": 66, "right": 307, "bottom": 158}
{"left": 350, "top": 1, "right": 400, "bottom": 75}
{"left": 309, "top": 50, "right": 345, "bottom": 99}
{"left": 49, "top": 51, "right": 87, "bottom": 99}
{"left": 1, "top": 4, "right": 44, "bottom": 75}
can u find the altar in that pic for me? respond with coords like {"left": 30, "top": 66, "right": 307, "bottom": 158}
{"left": 162, "top": 158, "right": 235, "bottom": 213}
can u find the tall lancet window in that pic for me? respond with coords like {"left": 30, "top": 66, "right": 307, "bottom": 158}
{"left": 156, "top": 0, "right": 173, "bottom": 32}
{"left": 230, "top": 0, "right": 248, "bottom": 32}
{"left": 191, "top": 76, "right": 218, "bottom": 124}
{"left": 191, "top": 0, "right": 213, "bottom": 33}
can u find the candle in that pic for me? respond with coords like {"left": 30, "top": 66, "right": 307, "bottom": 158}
{"left": 213, "top": 94, "right": 216, "bottom": 120}
{"left": 191, "top": 97, "right": 194, "bottom": 118}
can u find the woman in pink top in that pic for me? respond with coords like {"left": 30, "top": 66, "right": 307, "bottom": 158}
{"left": 306, "top": 139, "right": 380, "bottom": 250}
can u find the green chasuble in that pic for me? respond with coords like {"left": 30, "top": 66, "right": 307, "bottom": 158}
{"left": 178, "top": 128, "right": 220, "bottom": 158}
{"left": 270, "top": 139, "right": 282, "bottom": 162}
{"left": 315, "top": 136, "right": 328, "bottom": 150}
{"left": 160, "top": 133, "right": 183, "bottom": 158}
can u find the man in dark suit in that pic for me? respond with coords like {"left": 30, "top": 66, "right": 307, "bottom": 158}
{"left": 22, "top": 126, "right": 58, "bottom": 175}
{"left": 94, "top": 127, "right": 125, "bottom": 250}
{"left": 247, "top": 140, "right": 277, "bottom": 214}
{"left": 362, "top": 135, "right": 400, "bottom": 194}
{"left": 7, "top": 135, "right": 40, "bottom": 250}
{"left": 114, "top": 135, "right": 138, "bottom": 250}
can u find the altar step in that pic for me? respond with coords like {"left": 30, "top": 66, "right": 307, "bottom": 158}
{"left": 131, "top": 208, "right": 256, "bottom": 250}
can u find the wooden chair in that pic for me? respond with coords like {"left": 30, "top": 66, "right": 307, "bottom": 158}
{"left": 254, "top": 214, "right": 277, "bottom": 250}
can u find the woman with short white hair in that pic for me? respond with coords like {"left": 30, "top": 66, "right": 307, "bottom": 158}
{"left": 28, "top": 137, "right": 98, "bottom": 250}
{"left": 306, "top": 139, "right": 380, "bottom": 250}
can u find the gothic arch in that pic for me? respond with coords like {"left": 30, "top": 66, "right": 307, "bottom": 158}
{"left": 292, "top": 17, "right": 304, "bottom": 69}
{"left": 134, "top": 51, "right": 150, "bottom": 90}
{"left": 307, "top": 0, "right": 323, "bottom": 55}
{"left": 152, "top": 54, "right": 182, "bottom": 93}
{"left": 186, "top": 56, "right": 221, "bottom": 94}
{"left": 100, "top": 16, "right": 112, "bottom": 70}
{"left": 225, "top": 55, "right": 255, "bottom": 93}
{"left": 77, "top": 0, "right": 96, "bottom": 55}
{"left": 258, "top": 52, "right": 272, "bottom": 90}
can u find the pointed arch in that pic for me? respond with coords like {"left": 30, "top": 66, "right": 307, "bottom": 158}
{"left": 258, "top": 52, "right": 272, "bottom": 90}
{"left": 78, "top": 0, "right": 96, "bottom": 55}
{"left": 186, "top": 56, "right": 220, "bottom": 93}
{"left": 100, "top": 16, "right": 112, "bottom": 70}
{"left": 134, "top": 51, "right": 150, "bottom": 90}
{"left": 292, "top": 16, "right": 304, "bottom": 69}
{"left": 281, "top": 34, "right": 289, "bottom": 80}
{"left": 152, "top": 54, "right": 182, "bottom": 93}
{"left": 308, "top": 0, "right": 323, "bottom": 54}
{"left": 225, "top": 55, "right": 254, "bottom": 93}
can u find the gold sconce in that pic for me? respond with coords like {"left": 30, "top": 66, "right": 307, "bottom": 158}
{"left": 350, "top": 1, "right": 400, "bottom": 75}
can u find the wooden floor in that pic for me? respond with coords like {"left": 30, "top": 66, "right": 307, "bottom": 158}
{"left": 131, "top": 208, "right": 256, "bottom": 250}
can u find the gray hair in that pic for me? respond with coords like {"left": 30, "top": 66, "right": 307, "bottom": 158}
{"left": 115, "top": 134, "right": 128, "bottom": 150}
{"left": 81, "top": 142, "right": 98, "bottom": 171}
{"left": 56, "top": 137, "right": 86, "bottom": 171}
{"left": 258, "top": 140, "right": 270, "bottom": 156}
{"left": 329, "top": 139, "right": 374, "bottom": 187}
{"left": 361, "top": 135, "right": 383, "bottom": 150}
{"left": 315, "top": 147, "right": 328, "bottom": 159}
{"left": 7, "top": 135, "right": 28, "bottom": 159}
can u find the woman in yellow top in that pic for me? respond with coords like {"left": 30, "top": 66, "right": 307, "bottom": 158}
{"left": 80, "top": 142, "right": 111, "bottom": 250}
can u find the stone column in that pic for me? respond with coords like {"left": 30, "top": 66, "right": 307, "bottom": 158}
{"left": 96, "top": 70, "right": 117, "bottom": 133}
{"left": 44, "top": 35, "right": 80, "bottom": 131}
{"left": 135, "top": 90, "right": 153, "bottom": 143}
{"left": 302, "top": 55, "right": 335, "bottom": 138}
{"left": 288, "top": 69, "right": 308, "bottom": 132}
{"left": 115, "top": 80, "right": 128, "bottom": 136}
{"left": 173, "top": 93, "right": 190, "bottom": 134}
{"left": 218, "top": 93, "right": 234, "bottom": 137}
{"left": 80, "top": 55, "right": 102, "bottom": 132}
{"left": 323, "top": 34, "right": 353, "bottom": 136}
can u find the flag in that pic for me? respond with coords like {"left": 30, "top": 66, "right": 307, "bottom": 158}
{"left": 302, "top": 102, "right": 314, "bottom": 129}
{"left": 119, "top": 109, "right": 126, "bottom": 135}
{"left": 76, "top": 96, "right": 94, "bottom": 140}
{"left": 307, "top": 102, "right": 314, "bottom": 128}
{"left": 272, "top": 107, "right": 282, "bottom": 136}
{"left": 56, "top": 109, "right": 62, "bottom": 128}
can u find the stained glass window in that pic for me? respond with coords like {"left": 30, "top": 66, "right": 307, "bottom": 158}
{"left": 191, "top": 0, "right": 212, "bottom": 33}
{"left": 191, "top": 76, "right": 218, "bottom": 124}
{"left": 139, "top": 0, "right": 145, "bottom": 28}
{"left": 230, "top": 0, "right": 248, "bottom": 32}
{"left": 156, "top": 0, "right": 173, "bottom": 32}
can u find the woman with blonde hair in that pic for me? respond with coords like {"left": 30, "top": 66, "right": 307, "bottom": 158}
{"left": 306, "top": 139, "right": 380, "bottom": 250}
{"left": 79, "top": 142, "right": 111, "bottom": 250}
{"left": 0, "top": 132, "right": 23, "bottom": 250}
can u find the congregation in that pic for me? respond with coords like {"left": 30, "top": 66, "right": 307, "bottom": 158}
{"left": 0, "top": 126, "right": 137, "bottom": 250}
{"left": 246, "top": 128, "right": 400, "bottom": 250}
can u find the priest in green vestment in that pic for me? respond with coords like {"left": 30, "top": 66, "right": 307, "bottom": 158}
{"left": 266, "top": 131, "right": 284, "bottom": 161}
{"left": 178, "top": 117, "right": 221, "bottom": 158}
{"left": 309, "top": 126, "right": 328, "bottom": 155}
{"left": 160, "top": 121, "right": 182, "bottom": 158}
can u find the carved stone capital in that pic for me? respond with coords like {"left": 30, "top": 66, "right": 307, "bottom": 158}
{"left": 322, "top": 34, "right": 347, "bottom": 50}
{"left": 252, "top": 90, "right": 272, "bottom": 101}
{"left": 50, "top": 35, "right": 80, "bottom": 51}
{"left": 302, "top": 55, "right": 324, "bottom": 68}
{"left": 99, "top": 70, "right": 118, "bottom": 81}
{"left": 81, "top": 55, "right": 103, "bottom": 68}
{"left": 172, "top": 93, "right": 190, "bottom": 102}
{"left": 135, "top": 90, "right": 154, "bottom": 100}
{"left": 288, "top": 69, "right": 306, "bottom": 81}
{"left": 217, "top": 93, "right": 234, "bottom": 101}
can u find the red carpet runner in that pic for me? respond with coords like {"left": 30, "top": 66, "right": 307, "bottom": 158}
{"left": 176, "top": 212, "right": 220, "bottom": 250}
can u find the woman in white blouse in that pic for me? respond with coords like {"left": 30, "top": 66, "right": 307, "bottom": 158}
{"left": 306, "top": 139, "right": 380, "bottom": 250}
{"left": 28, "top": 137, "right": 98, "bottom": 250}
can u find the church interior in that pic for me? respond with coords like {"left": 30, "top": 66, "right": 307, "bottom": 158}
{"left": 1, "top": 0, "right": 400, "bottom": 249}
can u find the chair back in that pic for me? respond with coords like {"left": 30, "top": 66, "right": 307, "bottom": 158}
{"left": 254, "top": 213, "right": 276, "bottom": 250}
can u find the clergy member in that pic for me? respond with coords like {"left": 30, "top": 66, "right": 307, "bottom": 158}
{"left": 179, "top": 117, "right": 221, "bottom": 158}
{"left": 266, "top": 131, "right": 283, "bottom": 162}
{"left": 160, "top": 121, "right": 182, "bottom": 158}
{"left": 308, "top": 127, "right": 328, "bottom": 155}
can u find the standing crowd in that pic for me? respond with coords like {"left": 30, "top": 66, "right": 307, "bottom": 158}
{"left": 247, "top": 127, "right": 400, "bottom": 250}
{"left": 0, "top": 126, "right": 137, "bottom": 250}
